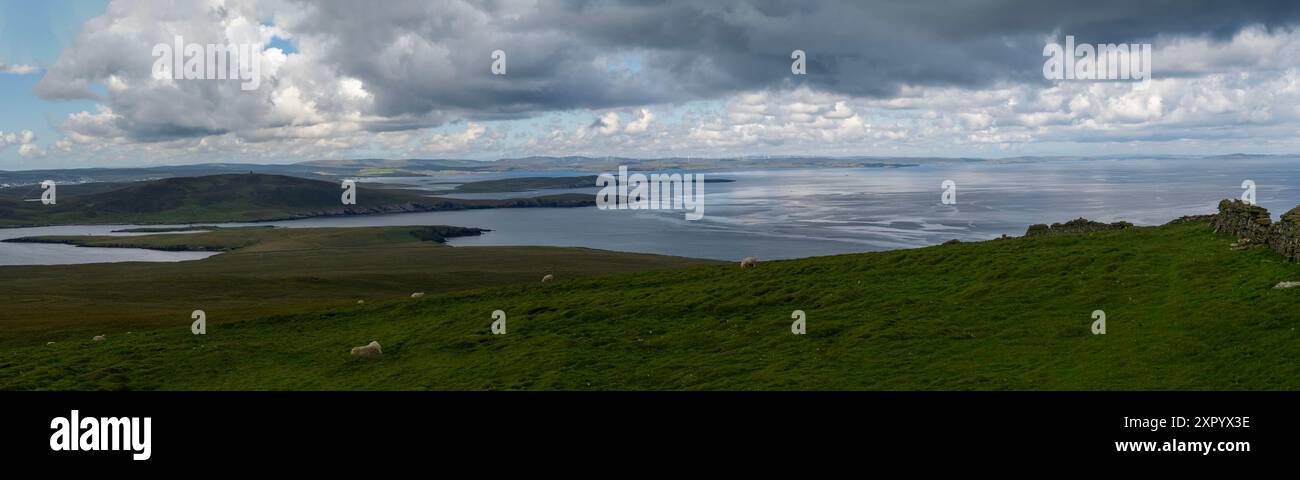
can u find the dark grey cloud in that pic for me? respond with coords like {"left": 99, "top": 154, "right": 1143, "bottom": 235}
{"left": 288, "top": 0, "right": 1300, "bottom": 118}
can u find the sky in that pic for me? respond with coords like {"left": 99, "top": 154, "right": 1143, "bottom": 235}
{"left": 2, "top": 0, "right": 1300, "bottom": 169}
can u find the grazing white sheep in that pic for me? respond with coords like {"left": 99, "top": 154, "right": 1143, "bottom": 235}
{"left": 1274, "top": 281, "right": 1300, "bottom": 289}
{"left": 542, "top": 274, "right": 554, "bottom": 283}
{"left": 357, "top": 300, "right": 365, "bottom": 305}
{"left": 92, "top": 335, "right": 106, "bottom": 341}
{"left": 410, "top": 292, "right": 425, "bottom": 298}
{"left": 350, "top": 340, "right": 382, "bottom": 359}
{"left": 740, "top": 256, "right": 757, "bottom": 269}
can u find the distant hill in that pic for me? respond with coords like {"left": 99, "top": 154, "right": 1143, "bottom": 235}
{"left": 0, "top": 173, "right": 594, "bottom": 227}
{"left": 0, "top": 163, "right": 344, "bottom": 186}
{"left": 0, "top": 156, "right": 921, "bottom": 186}
{"left": 3, "top": 154, "right": 1286, "bottom": 187}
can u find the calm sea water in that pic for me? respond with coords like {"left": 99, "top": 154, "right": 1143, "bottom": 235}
{"left": 2, "top": 157, "right": 1297, "bottom": 265}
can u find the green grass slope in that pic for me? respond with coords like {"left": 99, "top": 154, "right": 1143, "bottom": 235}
{"left": 0, "top": 226, "right": 717, "bottom": 349}
{"left": 3, "top": 220, "right": 1299, "bottom": 390}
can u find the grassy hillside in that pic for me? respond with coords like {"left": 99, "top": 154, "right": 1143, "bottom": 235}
{"left": 3, "top": 220, "right": 1299, "bottom": 390}
{"left": 0, "top": 173, "right": 595, "bottom": 227}
{"left": 0, "top": 226, "right": 717, "bottom": 349}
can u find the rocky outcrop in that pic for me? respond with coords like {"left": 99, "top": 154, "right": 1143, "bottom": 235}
{"left": 1267, "top": 206, "right": 1300, "bottom": 261}
{"left": 1164, "top": 214, "right": 1216, "bottom": 225}
{"left": 1024, "top": 218, "right": 1134, "bottom": 237}
{"left": 1210, "top": 201, "right": 1300, "bottom": 262}
{"left": 1212, "top": 199, "right": 1271, "bottom": 242}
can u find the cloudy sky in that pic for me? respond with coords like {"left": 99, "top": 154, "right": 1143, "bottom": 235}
{"left": 2, "top": 0, "right": 1300, "bottom": 169}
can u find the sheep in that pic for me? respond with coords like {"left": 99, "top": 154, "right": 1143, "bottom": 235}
{"left": 350, "top": 340, "right": 382, "bottom": 359}
{"left": 542, "top": 274, "right": 554, "bottom": 283}
{"left": 410, "top": 292, "right": 425, "bottom": 298}
{"left": 740, "top": 256, "right": 757, "bottom": 269}
{"left": 1274, "top": 281, "right": 1300, "bottom": 289}
{"left": 357, "top": 300, "right": 365, "bottom": 305}
{"left": 92, "top": 335, "right": 106, "bottom": 341}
